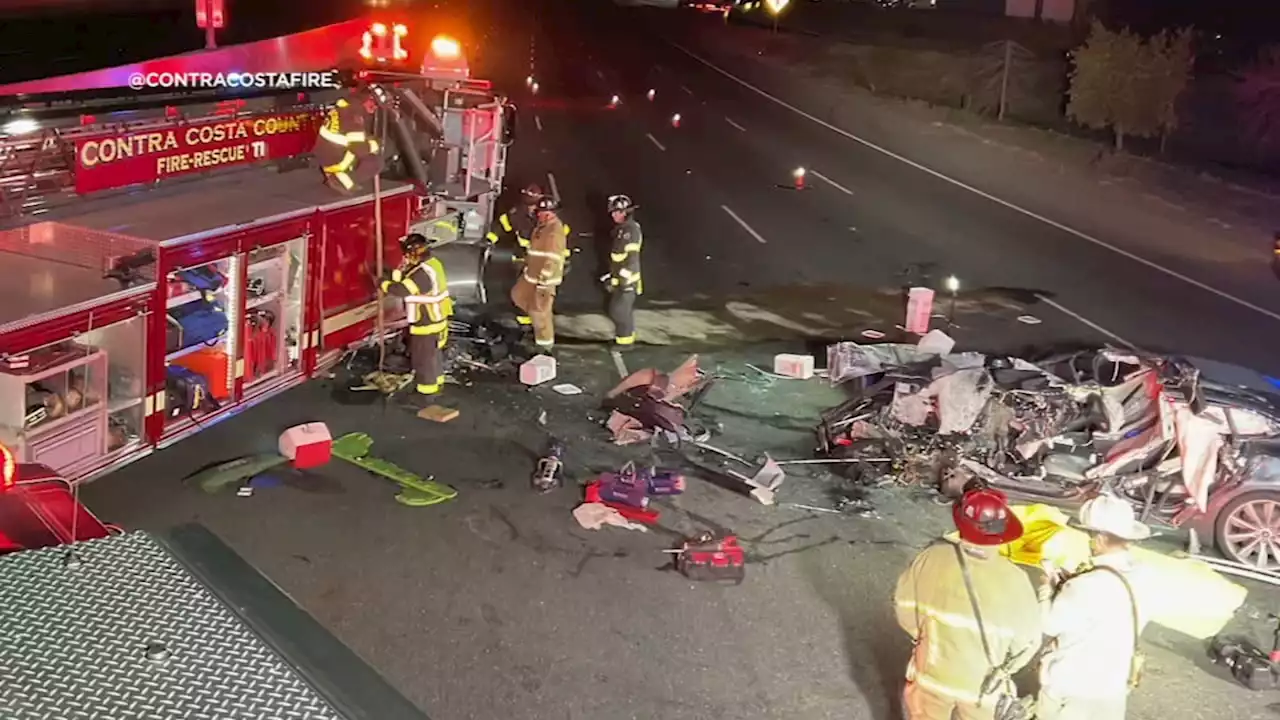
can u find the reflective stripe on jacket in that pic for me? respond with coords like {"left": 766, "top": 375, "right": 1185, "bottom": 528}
{"left": 608, "top": 219, "right": 643, "bottom": 294}
{"left": 486, "top": 207, "right": 536, "bottom": 248}
{"left": 381, "top": 257, "right": 454, "bottom": 335}
{"left": 317, "top": 98, "right": 379, "bottom": 191}
{"left": 521, "top": 216, "right": 566, "bottom": 288}
{"left": 893, "top": 539, "right": 1042, "bottom": 705}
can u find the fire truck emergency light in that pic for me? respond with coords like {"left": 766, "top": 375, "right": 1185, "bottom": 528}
{"left": 431, "top": 34, "right": 461, "bottom": 60}
{"left": 361, "top": 22, "right": 409, "bottom": 62}
{"left": 195, "top": 0, "right": 225, "bottom": 29}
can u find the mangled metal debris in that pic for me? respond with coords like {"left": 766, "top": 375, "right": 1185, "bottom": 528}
{"left": 817, "top": 341, "right": 1280, "bottom": 566}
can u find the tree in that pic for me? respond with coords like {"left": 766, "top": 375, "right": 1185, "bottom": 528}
{"left": 1067, "top": 21, "right": 1195, "bottom": 152}
{"left": 1235, "top": 46, "right": 1280, "bottom": 151}
{"left": 1142, "top": 28, "right": 1196, "bottom": 153}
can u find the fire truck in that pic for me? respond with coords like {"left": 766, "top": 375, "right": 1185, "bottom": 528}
{"left": 0, "top": 17, "right": 512, "bottom": 719}
{"left": 0, "top": 17, "right": 514, "bottom": 485}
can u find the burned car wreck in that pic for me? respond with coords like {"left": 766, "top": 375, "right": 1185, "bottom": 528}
{"left": 817, "top": 343, "right": 1280, "bottom": 568}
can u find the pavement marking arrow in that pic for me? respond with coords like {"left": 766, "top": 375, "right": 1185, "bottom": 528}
{"left": 672, "top": 42, "right": 1280, "bottom": 325}
{"left": 646, "top": 133, "right": 667, "bottom": 151}
{"left": 809, "top": 169, "right": 854, "bottom": 195}
{"left": 721, "top": 205, "right": 768, "bottom": 244}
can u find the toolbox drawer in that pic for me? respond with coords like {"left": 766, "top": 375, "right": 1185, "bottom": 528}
{"left": 27, "top": 419, "right": 104, "bottom": 475}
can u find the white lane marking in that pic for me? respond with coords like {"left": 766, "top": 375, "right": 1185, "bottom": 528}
{"left": 681, "top": 84, "right": 694, "bottom": 95}
{"left": 646, "top": 133, "right": 667, "bottom": 151}
{"left": 810, "top": 169, "right": 854, "bottom": 195}
{"left": 1038, "top": 294, "right": 1136, "bottom": 349}
{"left": 611, "top": 349, "right": 628, "bottom": 378}
{"left": 725, "top": 116, "right": 746, "bottom": 131}
{"left": 673, "top": 43, "right": 1280, "bottom": 324}
{"left": 547, "top": 172, "right": 561, "bottom": 202}
{"left": 596, "top": 70, "right": 605, "bottom": 79}
{"left": 721, "top": 205, "right": 768, "bottom": 244}
{"left": 535, "top": 116, "right": 543, "bottom": 132}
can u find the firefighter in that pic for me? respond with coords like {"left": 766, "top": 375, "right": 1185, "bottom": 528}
{"left": 316, "top": 96, "right": 380, "bottom": 193}
{"left": 602, "top": 194, "right": 642, "bottom": 348}
{"left": 894, "top": 488, "right": 1042, "bottom": 720}
{"left": 381, "top": 233, "right": 454, "bottom": 395}
{"left": 488, "top": 184, "right": 543, "bottom": 327}
{"left": 511, "top": 195, "right": 566, "bottom": 352}
{"left": 487, "top": 183, "right": 543, "bottom": 258}
{"left": 1036, "top": 495, "right": 1150, "bottom": 720}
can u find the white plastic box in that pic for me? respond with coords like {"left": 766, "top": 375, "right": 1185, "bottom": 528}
{"left": 773, "top": 353, "right": 815, "bottom": 379}
{"left": 519, "top": 355, "right": 557, "bottom": 386}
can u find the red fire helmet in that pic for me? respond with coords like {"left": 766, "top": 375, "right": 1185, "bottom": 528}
{"left": 953, "top": 487, "right": 1023, "bottom": 546}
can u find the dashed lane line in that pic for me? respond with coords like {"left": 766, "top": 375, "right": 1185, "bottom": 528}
{"left": 721, "top": 205, "right": 768, "bottom": 244}
{"left": 671, "top": 42, "right": 1280, "bottom": 324}
{"left": 547, "top": 172, "right": 561, "bottom": 203}
{"left": 725, "top": 117, "right": 746, "bottom": 132}
{"left": 646, "top": 133, "right": 667, "bottom": 151}
{"left": 1038, "top": 294, "right": 1136, "bottom": 349}
{"left": 810, "top": 169, "right": 854, "bottom": 196}
{"left": 535, "top": 116, "right": 543, "bottom": 132}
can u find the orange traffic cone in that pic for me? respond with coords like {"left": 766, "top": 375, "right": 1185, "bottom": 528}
{"left": 671, "top": 113, "right": 682, "bottom": 128}
{"left": 647, "top": 88, "right": 656, "bottom": 101}
{"left": 793, "top": 167, "right": 806, "bottom": 190}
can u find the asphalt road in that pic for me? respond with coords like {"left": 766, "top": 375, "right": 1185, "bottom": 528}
{"left": 60, "top": 3, "right": 1280, "bottom": 720}
{"left": 481, "top": 0, "right": 1280, "bottom": 377}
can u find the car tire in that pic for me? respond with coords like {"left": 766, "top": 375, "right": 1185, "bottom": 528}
{"left": 1214, "top": 490, "right": 1280, "bottom": 570}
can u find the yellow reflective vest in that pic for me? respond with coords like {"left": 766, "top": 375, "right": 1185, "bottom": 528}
{"left": 893, "top": 539, "right": 1042, "bottom": 705}
{"left": 381, "top": 257, "right": 453, "bottom": 336}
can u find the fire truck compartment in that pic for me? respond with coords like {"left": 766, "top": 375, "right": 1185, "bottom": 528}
{"left": 0, "top": 525, "right": 430, "bottom": 720}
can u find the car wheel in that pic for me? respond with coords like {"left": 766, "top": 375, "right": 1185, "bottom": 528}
{"left": 1215, "top": 490, "right": 1280, "bottom": 570}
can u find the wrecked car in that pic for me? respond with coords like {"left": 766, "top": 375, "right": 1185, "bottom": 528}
{"left": 818, "top": 345, "right": 1280, "bottom": 569}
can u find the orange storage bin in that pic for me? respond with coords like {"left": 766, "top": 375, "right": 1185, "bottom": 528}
{"left": 173, "top": 348, "right": 232, "bottom": 400}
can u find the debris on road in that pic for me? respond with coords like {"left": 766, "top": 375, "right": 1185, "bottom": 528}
{"left": 520, "top": 355, "right": 558, "bottom": 386}
{"left": 331, "top": 432, "right": 458, "bottom": 507}
{"left": 417, "top": 405, "right": 460, "bottom": 423}
{"left": 1209, "top": 617, "right": 1280, "bottom": 690}
{"left": 531, "top": 440, "right": 566, "bottom": 494}
{"left": 584, "top": 480, "right": 660, "bottom": 524}
{"left": 603, "top": 355, "right": 711, "bottom": 444}
{"left": 816, "top": 343, "right": 1280, "bottom": 568}
{"left": 278, "top": 423, "right": 333, "bottom": 469}
{"left": 552, "top": 383, "right": 583, "bottom": 395}
{"left": 572, "top": 502, "right": 648, "bottom": 532}
{"left": 185, "top": 453, "right": 290, "bottom": 495}
{"left": 692, "top": 442, "right": 786, "bottom": 505}
{"left": 673, "top": 532, "right": 746, "bottom": 584}
{"left": 773, "top": 353, "right": 815, "bottom": 379}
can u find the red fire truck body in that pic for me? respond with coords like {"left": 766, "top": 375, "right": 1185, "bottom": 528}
{"left": 0, "top": 19, "right": 509, "bottom": 484}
